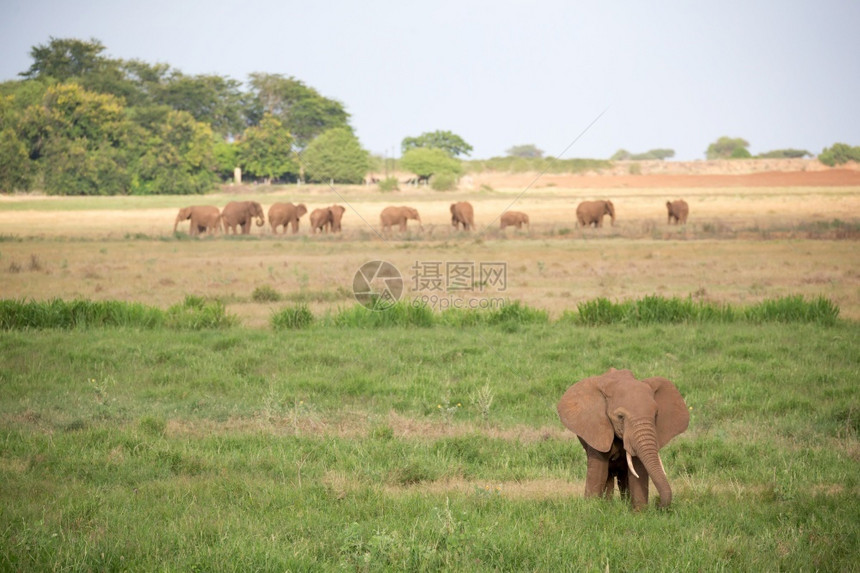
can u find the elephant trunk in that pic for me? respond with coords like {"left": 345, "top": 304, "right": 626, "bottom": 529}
{"left": 627, "top": 419, "right": 673, "bottom": 508}
{"left": 256, "top": 216, "right": 264, "bottom": 227}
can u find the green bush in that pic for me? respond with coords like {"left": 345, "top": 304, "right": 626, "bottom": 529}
{"left": 252, "top": 285, "right": 282, "bottom": 302}
{"left": 757, "top": 148, "right": 811, "bottom": 159}
{"left": 430, "top": 171, "right": 458, "bottom": 191}
{"left": 465, "top": 157, "right": 611, "bottom": 174}
{"left": 819, "top": 143, "right": 860, "bottom": 166}
{"left": 377, "top": 177, "right": 399, "bottom": 192}
{"left": 271, "top": 304, "right": 314, "bottom": 330}
{"left": 165, "top": 295, "right": 237, "bottom": 329}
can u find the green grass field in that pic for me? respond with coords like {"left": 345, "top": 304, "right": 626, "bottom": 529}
{"left": 1, "top": 318, "right": 858, "bottom": 570}
{"left": 1, "top": 187, "right": 858, "bottom": 569}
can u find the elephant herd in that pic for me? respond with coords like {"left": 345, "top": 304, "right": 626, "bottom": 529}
{"left": 173, "top": 201, "right": 347, "bottom": 236}
{"left": 174, "top": 198, "right": 690, "bottom": 237}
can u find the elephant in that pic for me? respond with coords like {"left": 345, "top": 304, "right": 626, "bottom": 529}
{"left": 268, "top": 202, "right": 308, "bottom": 234}
{"left": 174, "top": 205, "right": 222, "bottom": 236}
{"left": 309, "top": 208, "right": 330, "bottom": 233}
{"left": 500, "top": 210, "right": 530, "bottom": 230}
{"left": 450, "top": 201, "right": 474, "bottom": 231}
{"left": 328, "top": 204, "right": 346, "bottom": 232}
{"left": 557, "top": 368, "right": 689, "bottom": 510}
{"left": 309, "top": 204, "right": 346, "bottom": 234}
{"left": 221, "top": 201, "right": 265, "bottom": 234}
{"left": 380, "top": 206, "right": 423, "bottom": 233}
{"left": 666, "top": 200, "right": 689, "bottom": 225}
{"left": 576, "top": 200, "right": 616, "bottom": 228}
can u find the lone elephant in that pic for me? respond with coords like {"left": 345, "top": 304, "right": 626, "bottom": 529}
{"left": 576, "top": 200, "right": 615, "bottom": 228}
{"left": 221, "top": 201, "right": 265, "bottom": 234}
{"left": 174, "top": 205, "right": 222, "bottom": 236}
{"left": 500, "top": 210, "right": 529, "bottom": 230}
{"left": 380, "top": 206, "right": 423, "bottom": 233}
{"left": 268, "top": 202, "right": 308, "bottom": 234}
{"left": 450, "top": 201, "right": 474, "bottom": 231}
{"left": 666, "top": 200, "right": 689, "bottom": 225}
{"left": 557, "top": 368, "right": 689, "bottom": 510}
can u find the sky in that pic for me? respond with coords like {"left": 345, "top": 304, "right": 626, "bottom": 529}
{"left": 2, "top": 0, "right": 858, "bottom": 161}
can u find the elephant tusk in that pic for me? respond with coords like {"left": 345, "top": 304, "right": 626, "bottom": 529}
{"left": 626, "top": 451, "right": 640, "bottom": 479}
{"left": 658, "top": 453, "right": 666, "bottom": 476}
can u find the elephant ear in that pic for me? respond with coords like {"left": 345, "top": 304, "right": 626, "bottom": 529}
{"left": 643, "top": 376, "right": 690, "bottom": 447}
{"left": 557, "top": 375, "right": 614, "bottom": 452}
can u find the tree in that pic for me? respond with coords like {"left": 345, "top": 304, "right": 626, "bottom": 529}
{"left": 23, "top": 83, "right": 135, "bottom": 194}
{"left": 506, "top": 144, "right": 543, "bottom": 158}
{"left": 611, "top": 148, "right": 675, "bottom": 160}
{"left": 400, "top": 147, "right": 462, "bottom": 180}
{"left": 21, "top": 37, "right": 108, "bottom": 81}
{"left": 0, "top": 128, "right": 33, "bottom": 191}
{"left": 819, "top": 143, "right": 860, "bottom": 166}
{"left": 706, "top": 136, "right": 750, "bottom": 160}
{"left": 246, "top": 73, "right": 350, "bottom": 149}
{"left": 133, "top": 109, "right": 217, "bottom": 195}
{"left": 757, "top": 148, "right": 811, "bottom": 159}
{"left": 301, "top": 127, "right": 369, "bottom": 184}
{"left": 153, "top": 73, "right": 246, "bottom": 139}
{"left": 237, "top": 114, "right": 298, "bottom": 183}
{"left": 213, "top": 140, "right": 240, "bottom": 181}
{"left": 401, "top": 130, "right": 473, "bottom": 157}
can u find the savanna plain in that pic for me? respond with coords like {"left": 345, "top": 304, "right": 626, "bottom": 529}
{"left": 1, "top": 172, "right": 859, "bottom": 570}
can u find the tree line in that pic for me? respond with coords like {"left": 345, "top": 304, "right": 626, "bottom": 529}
{"left": 1, "top": 38, "right": 856, "bottom": 195}
{"left": 0, "top": 37, "right": 369, "bottom": 194}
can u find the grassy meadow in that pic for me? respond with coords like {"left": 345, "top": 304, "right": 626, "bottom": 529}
{"left": 1, "top": 183, "right": 859, "bottom": 569}
{"left": 1, "top": 320, "right": 858, "bottom": 570}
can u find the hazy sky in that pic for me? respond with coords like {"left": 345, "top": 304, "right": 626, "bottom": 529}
{"left": 2, "top": 0, "right": 858, "bottom": 160}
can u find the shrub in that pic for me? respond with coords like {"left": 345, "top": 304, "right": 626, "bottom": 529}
{"left": 165, "top": 295, "right": 237, "bottom": 329}
{"left": 271, "top": 304, "right": 314, "bottom": 330}
{"left": 819, "top": 143, "right": 860, "bottom": 167}
{"left": 706, "top": 136, "right": 750, "bottom": 160}
{"left": 430, "top": 172, "right": 458, "bottom": 191}
{"left": 377, "top": 177, "right": 399, "bottom": 192}
{"left": 301, "top": 127, "right": 369, "bottom": 184}
{"left": 252, "top": 285, "right": 282, "bottom": 302}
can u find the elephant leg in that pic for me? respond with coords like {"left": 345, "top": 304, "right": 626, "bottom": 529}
{"left": 580, "top": 439, "right": 610, "bottom": 499}
{"left": 603, "top": 472, "right": 616, "bottom": 499}
{"left": 628, "top": 457, "right": 650, "bottom": 511}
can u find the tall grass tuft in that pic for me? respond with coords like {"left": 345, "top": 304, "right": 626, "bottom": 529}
{"left": 271, "top": 304, "right": 314, "bottom": 330}
{"left": 0, "top": 298, "right": 164, "bottom": 329}
{"left": 331, "top": 302, "right": 434, "bottom": 327}
{"left": 251, "top": 285, "right": 282, "bottom": 302}
{"left": 744, "top": 295, "right": 839, "bottom": 325}
{"left": 572, "top": 295, "right": 835, "bottom": 326}
{"left": 486, "top": 300, "right": 549, "bottom": 326}
{"left": 165, "top": 295, "right": 237, "bottom": 329}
